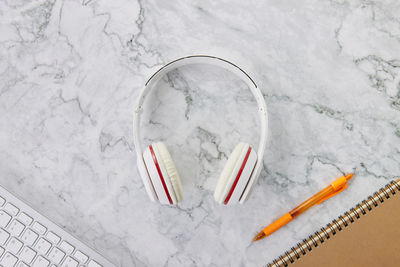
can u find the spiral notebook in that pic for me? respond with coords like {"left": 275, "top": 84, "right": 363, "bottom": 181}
{"left": 267, "top": 179, "right": 400, "bottom": 267}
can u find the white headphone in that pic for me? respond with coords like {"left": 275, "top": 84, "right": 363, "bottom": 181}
{"left": 133, "top": 55, "right": 268, "bottom": 205}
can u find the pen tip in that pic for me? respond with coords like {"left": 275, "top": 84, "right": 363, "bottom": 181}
{"left": 345, "top": 173, "right": 354, "bottom": 181}
{"left": 253, "top": 231, "right": 266, "bottom": 242}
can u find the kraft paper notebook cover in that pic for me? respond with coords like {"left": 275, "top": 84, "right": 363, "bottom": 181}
{"left": 267, "top": 179, "right": 400, "bottom": 267}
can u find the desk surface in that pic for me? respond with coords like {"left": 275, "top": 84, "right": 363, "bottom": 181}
{"left": 0, "top": 1, "right": 399, "bottom": 266}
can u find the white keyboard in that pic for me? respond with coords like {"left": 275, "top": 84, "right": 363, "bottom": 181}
{"left": 0, "top": 185, "right": 116, "bottom": 267}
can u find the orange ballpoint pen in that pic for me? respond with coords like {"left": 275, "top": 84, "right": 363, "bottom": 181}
{"left": 254, "top": 173, "right": 354, "bottom": 241}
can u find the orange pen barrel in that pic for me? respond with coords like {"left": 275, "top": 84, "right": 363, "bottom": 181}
{"left": 263, "top": 213, "right": 293, "bottom": 235}
{"left": 289, "top": 186, "right": 334, "bottom": 218}
{"left": 289, "top": 173, "right": 353, "bottom": 218}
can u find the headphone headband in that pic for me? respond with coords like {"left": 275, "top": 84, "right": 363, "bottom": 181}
{"left": 133, "top": 55, "right": 268, "bottom": 203}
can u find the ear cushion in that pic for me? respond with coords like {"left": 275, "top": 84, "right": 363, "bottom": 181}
{"left": 214, "top": 142, "right": 257, "bottom": 205}
{"left": 154, "top": 142, "right": 183, "bottom": 203}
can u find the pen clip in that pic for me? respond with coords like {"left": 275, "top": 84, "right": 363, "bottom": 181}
{"left": 317, "top": 183, "right": 348, "bottom": 205}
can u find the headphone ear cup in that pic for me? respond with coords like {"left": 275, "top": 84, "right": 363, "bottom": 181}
{"left": 143, "top": 142, "right": 183, "bottom": 205}
{"left": 154, "top": 142, "right": 183, "bottom": 203}
{"left": 214, "top": 142, "right": 257, "bottom": 205}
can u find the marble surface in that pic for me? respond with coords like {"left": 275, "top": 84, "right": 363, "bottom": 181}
{"left": 1, "top": 0, "right": 400, "bottom": 266}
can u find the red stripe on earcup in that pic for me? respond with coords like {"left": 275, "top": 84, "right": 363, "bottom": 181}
{"left": 149, "top": 145, "right": 173, "bottom": 205}
{"left": 143, "top": 157, "right": 159, "bottom": 201}
{"left": 224, "top": 146, "right": 252, "bottom": 205}
{"left": 238, "top": 160, "right": 257, "bottom": 202}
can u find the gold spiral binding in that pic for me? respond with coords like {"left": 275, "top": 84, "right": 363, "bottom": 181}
{"left": 266, "top": 179, "right": 400, "bottom": 267}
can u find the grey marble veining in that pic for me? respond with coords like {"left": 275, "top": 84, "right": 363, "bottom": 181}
{"left": 0, "top": 0, "right": 399, "bottom": 266}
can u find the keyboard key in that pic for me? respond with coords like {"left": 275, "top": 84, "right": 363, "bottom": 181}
{"left": 34, "top": 238, "right": 51, "bottom": 255}
{"left": 0, "top": 228, "right": 10, "bottom": 245}
{"left": 88, "top": 260, "right": 102, "bottom": 267}
{"left": 0, "top": 196, "right": 5, "bottom": 206}
{"left": 0, "top": 245, "right": 4, "bottom": 256}
{"left": 0, "top": 252, "right": 18, "bottom": 267}
{"left": 59, "top": 240, "right": 74, "bottom": 254}
{"left": 16, "top": 262, "right": 29, "bottom": 267}
{"left": 61, "top": 256, "right": 78, "bottom": 267}
{"left": 46, "top": 231, "right": 60, "bottom": 244}
{"left": 74, "top": 250, "right": 88, "bottom": 263}
{"left": 32, "top": 255, "right": 50, "bottom": 267}
{"left": 48, "top": 247, "right": 65, "bottom": 264}
{"left": 6, "top": 237, "right": 23, "bottom": 254}
{"left": 20, "top": 246, "right": 37, "bottom": 263}
{"left": 32, "top": 222, "right": 47, "bottom": 235}
{"left": 4, "top": 203, "right": 19, "bottom": 216}
{"left": 7, "top": 220, "right": 25, "bottom": 237}
{"left": 21, "top": 228, "right": 38, "bottom": 246}
{"left": 18, "top": 212, "right": 33, "bottom": 226}
{"left": 0, "top": 210, "right": 12, "bottom": 227}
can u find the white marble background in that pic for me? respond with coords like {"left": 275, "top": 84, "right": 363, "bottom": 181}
{"left": 1, "top": 0, "right": 400, "bottom": 266}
